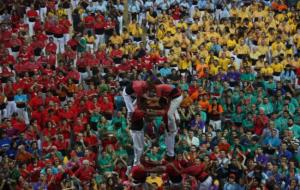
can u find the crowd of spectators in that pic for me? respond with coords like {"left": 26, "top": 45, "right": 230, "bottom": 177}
{"left": 0, "top": 0, "right": 300, "bottom": 189}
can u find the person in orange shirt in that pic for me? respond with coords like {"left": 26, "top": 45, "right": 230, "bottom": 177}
{"left": 208, "top": 98, "right": 223, "bottom": 130}
{"left": 198, "top": 94, "right": 210, "bottom": 111}
{"left": 196, "top": 57, "right": 209, "bottom": 78}
{"left": 180, "top": 90, "right": 193, "bottom": 108}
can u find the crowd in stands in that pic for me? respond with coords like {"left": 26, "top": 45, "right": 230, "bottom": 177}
{"left": 1, "top": 0, "right": 300, "bottom": 189}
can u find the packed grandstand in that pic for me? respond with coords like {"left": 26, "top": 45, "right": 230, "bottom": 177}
{"left": 0, "top": 0, "right": 300, "bottom": 189}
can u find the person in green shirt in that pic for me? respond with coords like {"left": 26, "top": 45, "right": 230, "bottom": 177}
{"left": 242, "top": 113, "right": 254, "bottom": 130}
{"left": 90, "top": 111, "right": 102, "bottom": 131}
{"left": 259, "top": 97, "right": 274, "bottom": 116}
{"left": 98, "top": 149, "right": 114, "bottom": 173}
{"left": 146, "top": 144, "right": 163, "bottom": 163}
{"left": 232, "top": 106, "right": 244, "bottom": 126}
{"left": 77, "top": 36, "right": 87, "bottom": 53}
{"left": 263, "top": 77, "right": 276, "bottom": 92}
{"left": 240, "top": 66, "right": 255, "bottom": 82}
{"left": 111, "top": 111, "right": 127, "bottom": 129}
{"left": 274, "top": 110, "right": 289, "bottom": 133}
{"left": 288, "top": 118, "right": 300, "bottom": 139}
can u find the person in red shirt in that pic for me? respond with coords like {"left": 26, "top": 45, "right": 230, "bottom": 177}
{"left": 45, "top": 37, "right": 57, "bottom": 55}
{"left": 94, "top": 11, "right": 105, "bottom": 49}
{"left": 110, "top": 44, "right": 123, "bottom": 64}
{"left": 53, "top": 20, "right": 65, "bottom": 54}
{"left": 26, "top": 5, "right": 39, "bottom": 36}
{"left": 59, "top": 15, "right": 71, "bottom": 45}
{"left": 73, "top": 159, "right": 95, "bottom": 188}
{"left": 84, "top": 13, "right": 95, "bottom": 32}
{"left": 122, "top": 80, "right": 149, "bottom": 119}
{"left": 9, "top": 34, "right": 22, "bottom": 58}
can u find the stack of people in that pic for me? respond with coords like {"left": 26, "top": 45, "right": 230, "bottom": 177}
{"left": 0, "top": 0, "right": 300, "bottom": 189}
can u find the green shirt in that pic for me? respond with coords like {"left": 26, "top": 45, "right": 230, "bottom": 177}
{"left": 241, "top": 73, "right": 255, "bottom": 81}
{"left": 263, "top": 81, "right": 276, "bottom": 91}
{"left": 259, "top": 103, "right": 274, "bottom": 115}
{"left": 242, "top": 118, "right": 253, "bottom": 129}
{"left": 77, "top": 38, "right": 87, "bottom": 52}
{"left": 98, "top": 154, "right": 114, "bottom": 172}
{"left": 274, "top": 117, "right": 288, "bottom": 133}
{"left": 232, "top": 112, "right": 244, "bottom": 123}
{"left": 289, "top": 124, "right": 300, "bottom": 139}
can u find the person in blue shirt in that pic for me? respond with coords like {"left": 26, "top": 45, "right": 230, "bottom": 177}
{"left": 159, "top": 63, "right": 172, "bottom": 77}
{"left": 14, "top": 88, "right": 29, "bottom": 125}
{"left": 262, "top": 129, "right": 281, "bottom": 154}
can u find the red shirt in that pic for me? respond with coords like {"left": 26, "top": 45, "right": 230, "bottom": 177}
{"left": 59, "top": 19, "right": 71, "bottom": 34}
{"left": 74, "top": 166, "right": 95, "bottom": 182}
{"left": 27, "top": 10, "right": 38, "bottom": 18}
{"left": 84, "top": 15, "right": 95, "bottom": 28}
{"left": 132, "top": 80, "right": 148, "bottom": 97}
{"left": 94, "top": 15, "right": 105, "bottom": 29}
{"left": 155, "top": 84, "right": 174, "bottom": 97}
{"left": 45, "top": 42, "right": 57, "bottom": 54}
{"left": 110, "top": 48, "right": 123, "bottom": 58}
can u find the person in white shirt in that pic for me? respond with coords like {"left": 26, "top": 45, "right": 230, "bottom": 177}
{"left": 186, "top": 130, "right": 200, "bottom": 147}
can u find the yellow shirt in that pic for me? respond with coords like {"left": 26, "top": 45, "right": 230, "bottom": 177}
{"left": 157, "top": 28, "right": 165, "bottom": 40}
{"left": 272, "top": 63, "right": 284, "bottom": 73}
{"left": 146, "top": 176, "right": 163, "bottom": 188}
{"left": 235, "top": 44, "right": 250, "bottom": 55}
{"left": 209, "top": 64, "right": 220, "bottom": 76}
{"left": 219, "top": 58, "right": 230, "bottom": 71}
{"left": 176, "top": 22, "right": 188, "bottom": 31}
{"left": 109, "top": 35, "right": 123, "bottom": 45}
{"left": 227, "top": 39, "right": 237, "bottom": 49}
{"left": 255, "top": 60, "right": 265, "bottom": 69}
{"left": 85, "top": 35, "right": 95, "bottom": 43}
{"left": 261, "top": 67, "right": 273, "bottom": 76}
{"left": 162, "top": 36, "right": 174, "bottom": 48}
{"left": 178, "top": 59, "right": 190, "bottom": 70}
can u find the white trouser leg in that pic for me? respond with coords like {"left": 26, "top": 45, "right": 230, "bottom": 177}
{"left": 165, "top": 130, "right": 177, "bottom": 157}
{"left": 39, "top": 7, "right": 47, "bottom": 22}
{"left": 117, "top": 16, "right": 123, "bottom": 34}
{"left": 65, "top": 8, "right": 72, "bottom": 22}
{"left": 86, "top": 44, "right": 94, "bottom": 53}
{"left": 167, "top": 95, "right": 183, "bottom": 132}
{"left": 6, "top": 101, "right": 17, "bottom": 118}
{"left": 131, "top": 130, "right": 144, "bottom": 166}
{"left": 64, "top": 33, "right": 70, "bottom": 44}
{"left": 95, "top": 34, "right": 101, "bottom": 50}
{"left": 16, "top": 107, "right": 29, "bottom": 125}
{"left": 28, "top": 21, "right": 35, "bottom": 37}
{"left": 122, "top": 88, "right": 135, "bottom": 119}
{"left": 55, "top": 37, "right": 65, "bottom": 54}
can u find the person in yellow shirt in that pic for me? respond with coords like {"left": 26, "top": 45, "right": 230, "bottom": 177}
{"left": 271, "top": 56, "right": 284, "bottom": 81}
{"left": 234, "top": 39, "right": 250, "bottom": 60}
{"left": 209, "top": 59, "right": 220, "bottom": 76}
{"left": 271, "top": 36, "right": 285, "bottom": 52}
{"left": 176, "top": 18, "right": 188, "bottom": 31}
{"left": 178, "top": 53, "right": 191, "bottom": 73}
{"left": 109, "top": 31, "right": 123, "bottom": 46}
{"left": 260, "top": 62, "right": 274, "bottom": 78}
{"left": 227, "top": 34, "right": 237, "bottom": 51}
{"left": 219, "top": 52, "right": 230, "bottom": 71}
{"left": 255, "top": 55, "right": 266, "bottom": 72}
{"left": 156, "top": 24, "right": 166, "bottom": 40}
{"left": 162, "top": 31, "right": 174, "bottom": 56}
{"left": 85, "top": 31, "right": 95, "bottom": 53}
{"left": 121, "top": 28, "right": 130, "bottom": 43}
